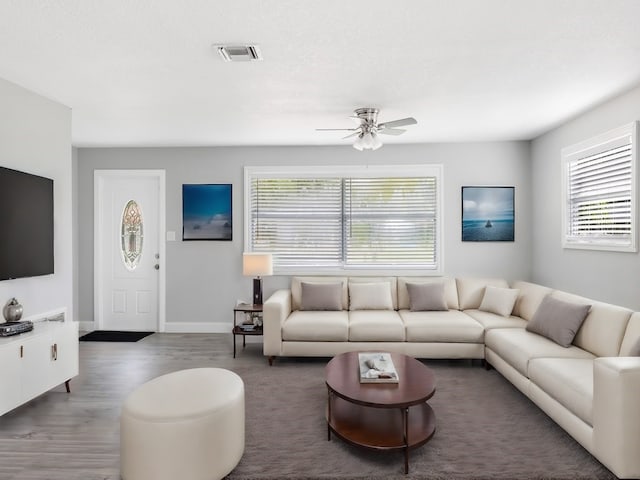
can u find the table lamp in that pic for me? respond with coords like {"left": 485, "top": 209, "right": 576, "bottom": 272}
{"left": 242, "top": 253, "right": 273, "bottom": 305}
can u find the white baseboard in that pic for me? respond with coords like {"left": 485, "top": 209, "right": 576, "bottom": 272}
{"left": 79, "top": 320, "right": 95, "bottom": 332}
{"left": 78, "top": 321, "right": 231, "bottom": 334}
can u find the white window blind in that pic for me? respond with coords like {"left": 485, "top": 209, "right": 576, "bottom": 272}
{"left": 562, "top": 122, "right": 637, "bottom": 251}
{"left": 344, "top": 177, "right": 437, "bottom": 266}
{"left": 245, "top": 166, "right": 442, "bottom": 272}
{"left": 249, "top": 178, "right": 343, "bottom": 268}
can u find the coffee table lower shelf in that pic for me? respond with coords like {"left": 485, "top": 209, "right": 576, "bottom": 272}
{"left": 326, "top": 395, "right": 436, "bottom": 473}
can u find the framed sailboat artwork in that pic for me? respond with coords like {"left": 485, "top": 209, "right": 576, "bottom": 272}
{"left": 462, "top": 186, "right": 514, "bottom": 242}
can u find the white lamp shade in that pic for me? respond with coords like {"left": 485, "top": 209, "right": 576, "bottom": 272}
{"left": 242, "top": 253, "right": 273, "bottom": 276}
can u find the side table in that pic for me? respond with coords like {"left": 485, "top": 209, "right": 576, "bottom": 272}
{"left": 232, "top": 304, "right": 263, "bottom": 358}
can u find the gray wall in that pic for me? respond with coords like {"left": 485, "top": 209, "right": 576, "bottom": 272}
{"left": 77, "top": 142, "right": 531, "bottom": 331}
{"left": 531, "top": 83, "right": 640, "bottom": 310}
{"left": 0, "top": 77, "right": 73, "bottom": 321}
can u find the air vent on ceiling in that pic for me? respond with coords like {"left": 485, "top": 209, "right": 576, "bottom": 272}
{"left": 215, "top": 45, "right": 262, "bottom": 62}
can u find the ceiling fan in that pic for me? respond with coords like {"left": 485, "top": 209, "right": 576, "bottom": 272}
{"left": 317, "top": 107, "right": 417, "bottom": 151}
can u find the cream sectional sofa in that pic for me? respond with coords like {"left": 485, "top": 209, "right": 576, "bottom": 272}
{"left": 263, "top": 276, "right": 640, "bottom": 479}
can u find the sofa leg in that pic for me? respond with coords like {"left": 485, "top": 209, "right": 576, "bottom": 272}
{"left": 483, "top": 359, "right": 493, "bottom": 371}
{"left": 268, "top": 356, "right": 275, "bottom": 366}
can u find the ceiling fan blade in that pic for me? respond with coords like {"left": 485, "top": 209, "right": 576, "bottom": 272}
{"left": 315, "top": 128, "right": 358, "bottom": 132}
{"left": 378, "top": 128, "right": 406, "bottom": 136}
{"left": 377, "top": 117, "right": 417, "bottom": 129}
{"left": 342, "top": 131, "right": 361, "bottom": 139}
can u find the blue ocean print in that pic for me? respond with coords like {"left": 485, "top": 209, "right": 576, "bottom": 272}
{"left": 462, "top": 187, "right": 514, "bottom": 242}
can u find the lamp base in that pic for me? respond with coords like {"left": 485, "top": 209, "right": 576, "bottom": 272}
{"left": 253, "top": 277, "right": 263, "bottom": 305}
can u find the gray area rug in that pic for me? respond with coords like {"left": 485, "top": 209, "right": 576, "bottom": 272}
{"left": 226, "top": 358, "right": 616, "bottom": 480}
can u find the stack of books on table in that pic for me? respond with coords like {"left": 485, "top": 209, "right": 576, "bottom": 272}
{"left": 358, "top": 352, "right": 399, "bottom": 383}
{"left": 238, "top": 324, "right": 258, "bottom": 332}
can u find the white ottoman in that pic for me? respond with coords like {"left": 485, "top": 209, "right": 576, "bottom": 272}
{"left": 120, "top": 368, "right": 245, "bottom": 480}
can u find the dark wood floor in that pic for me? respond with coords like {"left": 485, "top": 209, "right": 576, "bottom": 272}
{"left": 0, "top": 332, "right": 264, "bottom": 480}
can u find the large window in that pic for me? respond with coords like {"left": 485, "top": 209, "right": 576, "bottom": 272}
{"left": 244, "top": 165, "right": 442, "bottom": 273}
{"left": 562, "top": 122, "right": 637, "bottom": 252}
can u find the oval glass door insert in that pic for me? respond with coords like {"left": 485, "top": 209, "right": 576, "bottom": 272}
{"left": 121, "top": 200, "right": 144, "bottom": 271}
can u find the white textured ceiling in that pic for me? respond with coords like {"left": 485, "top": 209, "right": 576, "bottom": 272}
{"left": 1, "top": 0, "right": 640, "bottom": 147}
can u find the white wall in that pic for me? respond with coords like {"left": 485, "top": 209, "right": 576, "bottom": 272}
{"left": 76, "top": 141, "right": 531, "bottom": 331}
{"left": 0, "top": 77, "right": 73, "bottom": 321}
{"left": 531, "top": 83, "right": 640, "bottom": 310}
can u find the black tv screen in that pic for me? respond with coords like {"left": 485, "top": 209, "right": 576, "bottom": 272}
{"left": 0, "top": 166, "right": 54, "bottom": 281}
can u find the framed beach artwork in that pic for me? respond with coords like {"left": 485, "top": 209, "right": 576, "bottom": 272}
{"left": 461, "top": 186, "right": 514, "bottom": 242}
{"left": 182, "top": 184, "right": 232, "bottom": 240}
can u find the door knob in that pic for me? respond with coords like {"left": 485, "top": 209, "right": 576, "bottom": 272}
{"left": 154, "top": 264, "right": 160, "bottom": 270}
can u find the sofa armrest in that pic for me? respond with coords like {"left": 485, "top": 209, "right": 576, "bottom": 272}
{"left": 593, "top": 356, "right": 640, "bottom": 479}
{"left": 263, "top": 289, "right": 292, "bottom": 358}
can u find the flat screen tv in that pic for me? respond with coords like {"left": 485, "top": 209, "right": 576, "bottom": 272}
{"left": 0, "top": 166, "right": 54, "bottom": 281}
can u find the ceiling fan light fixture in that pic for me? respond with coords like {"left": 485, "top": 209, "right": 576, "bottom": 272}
{"left": 362, "top": 131, "right": 374, "bottom": 149}
{"left": 352, "top": 131, "right": 382, "bottom": 151}
{"left": 371, "top": 132, "right": 383, "bottom": 150}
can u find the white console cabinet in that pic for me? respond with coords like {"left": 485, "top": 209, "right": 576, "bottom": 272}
{"left": 0, "top": 321, "right": 79, "bottom": 416}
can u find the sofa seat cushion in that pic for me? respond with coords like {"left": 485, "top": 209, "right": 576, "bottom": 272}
{"left": 282, "top": 311, "right": 349, "bottom": 341}
{"left": 529, "top": 357, "right": 594, "bottom": 426}
{"left": 464, "top": 309, "right": 527, "bottom": 330}
{"left": 399, "top": 310, "right": 484, "bottom": 343}
{"left": 485, "top": 328, "right": 595, "bottom": 377}
{"left": 348, "top": 311, "right": 405, "bottom": 342}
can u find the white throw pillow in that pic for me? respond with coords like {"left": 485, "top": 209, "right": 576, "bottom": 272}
{"left": 349, "top": 282, "right": 393, "bottom": 311}
{"left": 478, "top": 286, "right": 520, "bottom": 317}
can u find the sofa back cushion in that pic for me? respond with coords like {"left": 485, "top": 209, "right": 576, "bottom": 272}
{"left": 456, "top": 277, "right": 509, "bottom": 310}
{"left": 511, "top": 281, "right": 553, "bottom": 321}
{"left": 618, "top": 312, "right": 640, "bottom": 356}
{"left": 291, "top": 277, "right": 348, "bottom": 311}
{"left": 397, "top": 277, "right": 459, "bottom": 310}
{"left": 629, "top": 338, "right": 640, "bottom": 356}
{"left": 348, "top": 277, "right": 398, "bottom": 310}
{"left": 552, "top": 290, "right": 632, "bottom": 357}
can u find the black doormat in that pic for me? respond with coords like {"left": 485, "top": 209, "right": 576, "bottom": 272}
{"left": 79, "top": 330, "right": 154, "bottom": 342}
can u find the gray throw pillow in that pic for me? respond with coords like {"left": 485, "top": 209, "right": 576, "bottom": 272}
{"left": 406, "top": 282, "right": 448, "bottom": 311}
{"left": 526, "top": 295, "right": 591, "bottom": 347}
{"left": 300, "top": 282, "right": 343, "bottom": 311}
{"left": 628, "top": 338, "right": 640, "bottom": 356}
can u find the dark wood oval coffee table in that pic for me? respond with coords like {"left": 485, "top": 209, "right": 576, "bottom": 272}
{"left": 325, "top": 352, "right": 436, "bottom": 474}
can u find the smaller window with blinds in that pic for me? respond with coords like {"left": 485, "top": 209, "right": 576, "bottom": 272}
{"left": 562, "top": 122, "right": 638, "bottom": 252}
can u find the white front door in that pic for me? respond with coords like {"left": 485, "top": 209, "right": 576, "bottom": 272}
{"left": 94, "top": 170, "right": 165, "bottom": 332}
